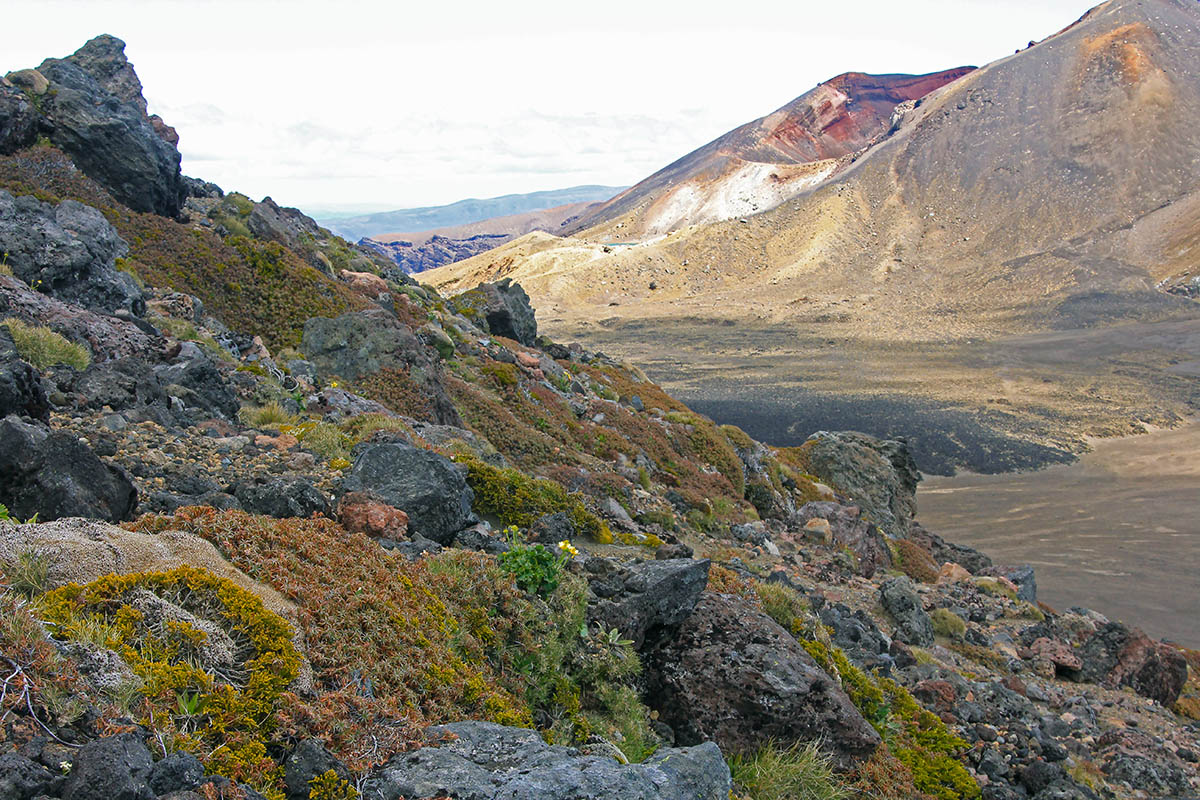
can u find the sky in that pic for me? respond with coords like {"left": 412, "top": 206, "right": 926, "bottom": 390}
{"left": 5, "top": 0, "right": 1098, "bottom": 215}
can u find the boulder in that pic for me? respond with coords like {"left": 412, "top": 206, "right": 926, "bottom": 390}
{"left": 879, "top": 576, "right": 934, "bottom": 647}
{"left": 336, "top": 491, "right": 409, "bottom": 540}
{"left": 341, "top": 440, "right": 475, "bottom": 544}
{"left": 147, "top": 751, "right": 205, "bottom": 796}
{"left": 586, "top": 558, "right": 710, "bottom": 649}
{"left": 0, "top": 324, "right": 50, "bottom": 420}
{"left": 0, "top": 415, "right": 136, "bottom": 522}
{"left": 816, "top": 600, "right": 893, "bottom": 671}
{"left": 0, "top": 274, "right": 162, "bottom": 363}
{"left": 0, "top": 751, "right": 60, "bottom": 800}
{"left": 643, "top": 591, "right": 881, "bottom": 764}
{"left": 233, "top": 477, "right": 331, "bottom": 520}
{"left": 60, "top": 733, "right": 154, "bottom": 800}
{"left": 1077, "top": 621, "right": 1188, "bottom": 704}
{"left": 982, "top": 564, "right": 1038, "bottom": 604}
{"left": 284, "top": 740, "right": 350, "bottom": 800}
{"left": 36, "top": 36, "right": 186, "bottom": 216}
{"left": 801, "top": 431, "right": 920, "bottom": 537}
{"left": 0, "top": 82, "right": 38, "bottom": 155}
{"left": 451, "top": 278, "right": 538, "bottom": 345}
{"left": 907, "top": 522, "right": 993, "bottom": 573}
{"left": 153, "top": 350, "right": 240, "bottom": 419}
{"left": 0, "top": 189, "right": 144, "bottom": 314}
{"left": 362, "top": 721, "right": 731, "bottom": 800}
{"left": 792, "top": 501, "right": 891, "bottom": 577}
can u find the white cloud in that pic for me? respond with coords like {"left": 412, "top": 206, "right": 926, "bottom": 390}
{"left": 4, "top": 0, "right": 1097, "bottom": 212}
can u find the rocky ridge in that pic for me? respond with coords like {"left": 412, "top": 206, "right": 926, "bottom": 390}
{"left": 0, "top": 32, "right": 1196, "bottom": 800}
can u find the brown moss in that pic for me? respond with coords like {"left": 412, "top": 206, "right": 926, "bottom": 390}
{"left": 354, "top": 368, "right": 436, "bottom": 422}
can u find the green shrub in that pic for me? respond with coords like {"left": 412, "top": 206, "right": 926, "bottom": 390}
{"left": 729, "top": 740, "right": 849, "bottom": 800}
{"left": 461, "top": 456, "right": 613, "bottom": 543}
{"left": 2, "top": 319, "right": 90, "bottom": 370}
{"left": 929, "top": 608, "right": 967, "bottom": 639}
{"left": 239, "top": 402, "right": 300, "bottom": 428}
{"left": 498, "top": 527, "right": 576, "bottom": 597}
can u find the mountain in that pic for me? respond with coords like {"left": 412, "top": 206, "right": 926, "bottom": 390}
{"left": 364, "top": 198, "right": 608, "bottom": 274}
{"left": 2, "top": 28, "right": 1197, "bottom": 800}
{"left": 564, "top": 68, "right": 974, "bottom": 238}
{"left": 425, "top": 0, "right": 1200, "bottom": 475}
{"left": 319, "top": 184, "right": 625, "bottom": 241}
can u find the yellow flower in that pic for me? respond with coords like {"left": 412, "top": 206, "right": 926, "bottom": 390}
{"left": 557, "top": 540, "right": 578, "bottom": 556}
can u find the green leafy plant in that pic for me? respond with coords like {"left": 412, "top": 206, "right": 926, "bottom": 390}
{"left": 497, "top": 526, "right": 576, "bottom": 597}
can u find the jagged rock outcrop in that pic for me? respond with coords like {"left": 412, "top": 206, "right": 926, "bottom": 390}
{"left": 643, "top": 591, "right": 881, "bottom": 764}
{"left": 362, "top": 721, "right": 732, "bottom": 800}
{"left": 0, "top": 81, "right": 38, "bottom": 155}
{"left": 1078, "top": 621, "right": 1188, "bottom": 705}
{"left": 802, "top": 431, "right": 920, "bottom": 537}
{"left": 584, "top": 557, "right": 710, "bottom": 649}
{"left": 792, "top": 501, "right": 891, "bottom": 576}
{"left": 341, "top": 439, "right": 475, "bottom": 544}
{"left": 0, "top": 189, "right": 144, "bottom": 314}
{"left": 879, "top": 575, "right": 934, "bottom": 647}
{"left": 451, "top": 278, "right": 537, "bottom": 346}
{"left": 34, "top": 35, "right": 185, "bottom": 216}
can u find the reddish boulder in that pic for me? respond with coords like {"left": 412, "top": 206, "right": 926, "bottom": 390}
{"left": 337, "top": 492, "right": 409, "bottom": 540}
{"left": 1028, "top": 637, "right": 1083, "bottom": 678}
{"left": 1078, "top": 621, "right": 1188, "bottom": 704}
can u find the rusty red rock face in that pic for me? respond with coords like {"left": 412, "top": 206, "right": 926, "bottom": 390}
{"left": 337, "top": 491, "right": 410, "bottom": 540}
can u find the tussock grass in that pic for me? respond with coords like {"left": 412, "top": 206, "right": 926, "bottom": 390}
{"left": 729, "top": 740, "right": 849, "bottom": 800}
{"left": 2, "top": 318, "right": 91, "bottom": 370}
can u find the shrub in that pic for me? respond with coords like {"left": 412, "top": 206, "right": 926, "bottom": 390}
{"left": 929, "top": 608, "right": 967, "bottom": 639}
{"left": 728, "top": 740, "right": 849, "bottom": 800}
{"left": 2, "top": 318, "right": 90, "bottom": 370}
{"left": 38, "top": 566, "right": 301, "bottom": 794}
{"left": 461, "top": 456, "right": 613, "bottom": 543}
{"left": 240, "top": 401, "right": 300, "bottom": 428}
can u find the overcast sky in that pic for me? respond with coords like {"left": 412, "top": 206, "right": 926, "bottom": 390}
{"left": 6, "top": 0, "right": 1097, "bottom": 214}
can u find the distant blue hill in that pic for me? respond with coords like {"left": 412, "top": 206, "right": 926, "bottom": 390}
{"left": 317, "top": 185, "right": 625, "bottom": 242}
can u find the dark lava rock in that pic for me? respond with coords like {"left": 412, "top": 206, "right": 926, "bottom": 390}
{"left": 284, "top": 740, "right": 350, "bottom": 800}
{"left": 451, "top": 278, "right": 538, "bottom": 346}
{"left": 1102, "top": 752, "right": 1188, "bottom": 795}
{"left": 879, "top": 576, "right": 934, "bottom": 647}
{"left": 73, "top": 357, "right": 171, "bottom": 423}
{"left": 1077, "top": 621, "right": 1188, "bottom": 704}
{"left": 0, "top": 189, "right": 144, "bottom": 314}
{"left": 36, "top": 36, "right": 186, "bottom": 217}
{"left": 0, "top": 274, "right": 162, "bottom": 363}
{"left": 587, "top": 558, "right": 710, "bottom": 649}
{"left": 907, "top": 522, "right": 993, "bottom": 573}
{"left": 362, "top": 720, "right": 731, "bottom": 800}
{"left": 643, "top": 591, "right": 880, "bottom": 765}
{"left": 792, "top": 501, "right": 892, "bottom": 577}
{"left": 528, "top": 510, "right": 573, "bottom": 544}
{"left": 148, "top": 751, "right": 204, "bottom": 796}
{"left": 0, "top": 751, "right": 60, "bottom": 800}
{"left": 301, "top": 308, "right": 459, "bottom": 425}
{"left": 61, "top": 733, "right": 154, "bottom": 800}
{"left": 233, "top": 476, "right": 330, "bottom": 520}
{"left": 0, "top": 82, "right": 39, "bottom": 155}
{"left": 0, "top": 324, "right": 50, "bottom": 420}
{"left": 154, "top": 351, "right": 239, "bottom": 420}
{"left": 982, "top": 564, "right": 1038, "bottom": 603}
{"left": 342, "top": 440, "right": 475, "bottom": 544}
{"left": 801, "top": 430, "right": 919, "bottom": 537}
{"left": 817, "top": 600, "right": 892, "bottom": 670}
{"left": 0, "top": 414, "right": 137, "bottom": 522}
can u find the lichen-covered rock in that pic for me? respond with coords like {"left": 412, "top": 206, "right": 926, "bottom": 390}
{"left": 643, "top": 591, "right": 880, "bottom": 765}
{"left": 879, "top": 575, "right": 934, "bottom": 647}
{"left": 792, "top": 501, "right": 891, "bottom": 577}
{"left": 0, "top": 414, "right": 136, "bottom": 522}
{"left": 35, "top": 36, "right": 186, "bottom": 216}
{"left": 341, "top": 439, "right": 475, "bottom": 543}
{"left": 586, "top": 557, "right": 710, "bottom": 649}
{"left": 802, "top": 430, "right": 919, "bottom": 537}
{"left": 0, "top": 82, "right": 38, "bottom": 155}
{"left": 1077, "top": 620, "right": 1188, "bottom": 704}
{"left": 233, "top": 476, "right": 331, "bottom": 520}
{"left": 0, "top": 189, "right": 144, "bottom": 314}
{"left": 362, "top": 721, "right": 732, "bottom": 800}
{"left": 451, "top": 278, "right": 538, "bottom": 345}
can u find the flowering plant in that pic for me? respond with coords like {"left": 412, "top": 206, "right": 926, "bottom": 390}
{"left": 497, "top": 526, "right": 578, "bottom": 597}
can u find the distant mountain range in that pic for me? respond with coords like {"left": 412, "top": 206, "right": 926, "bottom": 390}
{"left": 318, "top": 185, "right": 625, "bottom": 242}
